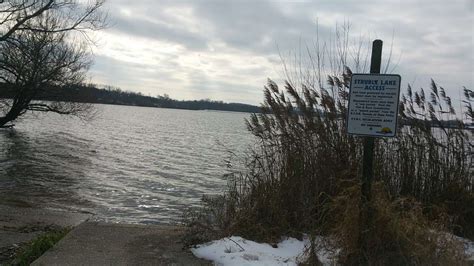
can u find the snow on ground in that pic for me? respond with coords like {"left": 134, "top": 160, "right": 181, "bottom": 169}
{"left": 459, "top": 235, "right": 474, "bottom": 261}
{"left": 191, "top": 235, "right": 474, "bottom": 265}
{"left": 191, "top": 236, "right": 334, "bottom": 266}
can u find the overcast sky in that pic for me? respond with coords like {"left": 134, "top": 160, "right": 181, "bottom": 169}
{"left": 88, "top": 0, "right": 473, "bottom": 106}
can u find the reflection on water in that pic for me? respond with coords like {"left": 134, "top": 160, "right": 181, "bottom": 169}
{"left": 0, "top": 105, "right": 252, "bottom": 224}
{"left": 0, "top": 130, "right": 96, "bottom": 210}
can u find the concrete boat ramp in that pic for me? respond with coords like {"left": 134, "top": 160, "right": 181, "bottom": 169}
{"left": 32, "top": 222, "right": 210, "bottom": 266}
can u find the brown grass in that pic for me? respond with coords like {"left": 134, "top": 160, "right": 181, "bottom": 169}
{"left": 329, "top": 182, "right": 466, "bottom": 265}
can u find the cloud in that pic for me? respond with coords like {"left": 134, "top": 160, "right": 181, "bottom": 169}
{"left": 108, "top": 10, "right": 209, "bottom": 50}
{"left": 89, "top": 30, "right": 274, "bottom": 104}
{"left": 89, "top": 0, "right": 473, "bottom": 105}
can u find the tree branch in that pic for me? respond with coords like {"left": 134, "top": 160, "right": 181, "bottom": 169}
{"left": 0, "top": 0, "right": 54, "bottom": 41}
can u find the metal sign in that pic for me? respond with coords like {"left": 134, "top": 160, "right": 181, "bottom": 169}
{"left": 347, "top": 73, "right": 401, "bottom": 137}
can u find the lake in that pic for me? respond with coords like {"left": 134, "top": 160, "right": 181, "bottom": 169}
{"left": 0, "top": 104, "right": 254, "bottom": 224}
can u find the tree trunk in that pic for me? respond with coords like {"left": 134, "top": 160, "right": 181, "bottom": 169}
{"left": 0, "top": 116, "right": 13, "bottom": 128}
{"left": 0, "top": 106, "right": 21, "bottom": 127}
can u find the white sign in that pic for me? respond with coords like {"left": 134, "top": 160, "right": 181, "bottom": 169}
{"left": 347, "top": 74, "right": 401, "bottom": 137}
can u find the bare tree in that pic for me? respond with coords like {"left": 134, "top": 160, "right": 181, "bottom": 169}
{"left": 0, "top": 0, "right": 106, "bottom": 127}
{"left": 0, "top": 0, "right": 105, "bottom": 41}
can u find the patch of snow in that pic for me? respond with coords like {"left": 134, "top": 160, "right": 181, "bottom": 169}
{"left": 191, "top": 236, "right": 335, "bottom": 266}
{"left": 191, "top": 235, "right": 474, "bottom": 265}
{"left": 456, "top": 235, "right": 474, "bottom": 262}
{"left": 438, "top": 232, "right": 474, "bottom": 262}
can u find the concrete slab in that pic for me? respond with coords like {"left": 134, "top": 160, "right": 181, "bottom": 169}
{"left": 32, "top": 222, "right": 211, "bottom": 266}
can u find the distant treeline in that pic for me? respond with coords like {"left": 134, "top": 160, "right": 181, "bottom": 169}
{"left": 0, "top": 83, "right": 261, "bottom": 113}
{"left": 400, "top": 117, "right": 470, "bottom": 129}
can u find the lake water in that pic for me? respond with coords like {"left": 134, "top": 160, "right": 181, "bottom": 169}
{"left": 0, "top": 105, "right": 254, "bottom": 224}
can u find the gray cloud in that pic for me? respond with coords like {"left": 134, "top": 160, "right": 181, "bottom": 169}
{"left": 109, "top": 15, "right": 209, "bottom": 50}
{"left": 91, "top": 0, "right": 473, "bottom": 105}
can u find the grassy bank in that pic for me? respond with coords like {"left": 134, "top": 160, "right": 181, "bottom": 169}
{"left": 6, "top": 227, "right": 70, "bottom": 266}
{"left": 184, "top": 34, "right": 473, "bottom": 263}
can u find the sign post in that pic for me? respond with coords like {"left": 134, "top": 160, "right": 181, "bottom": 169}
{"left": 347, "top": 39, "right": 401, "bottom": 262}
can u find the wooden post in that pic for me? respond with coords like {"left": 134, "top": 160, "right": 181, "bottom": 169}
{"left": 359, "top": 39, "right": 382, "bottom": 263}
{"left": 361, "top": 39, "right": 382, "bottom": 203}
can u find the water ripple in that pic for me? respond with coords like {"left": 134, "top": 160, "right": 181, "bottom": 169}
{"left": 0, "top": 105, "right": 253, "bottom": 224}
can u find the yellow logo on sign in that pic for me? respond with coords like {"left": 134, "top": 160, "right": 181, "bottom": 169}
{"left": 378, "top": 127, "right": 392, "bottom": 134}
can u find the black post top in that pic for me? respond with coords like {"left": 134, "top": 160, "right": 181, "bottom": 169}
{"left": 370, "top": 40, "right": 383, "bottom": 74}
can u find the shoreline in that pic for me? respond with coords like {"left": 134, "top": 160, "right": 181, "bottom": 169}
{"left": 0, "top": 203, "right": 91, "bottom": 263}
{"left": 0, "top": 203, "right": 210, "bottom": 265}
